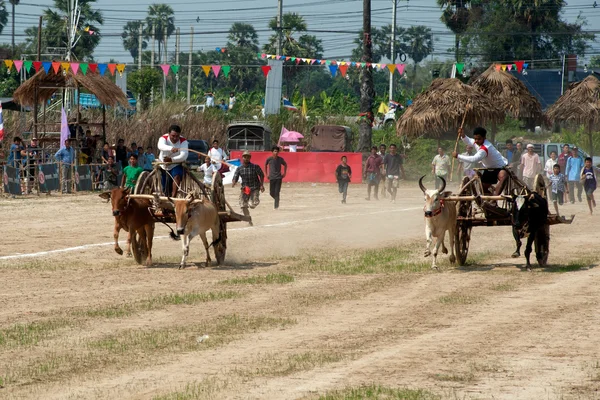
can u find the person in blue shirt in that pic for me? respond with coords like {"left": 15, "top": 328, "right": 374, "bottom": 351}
{"left": 142, "top": 146, "right": 156, "bottom": 171}
{"left": 54, "top": 139, "right": 75, "bottom": 193}
{"left": 565, "top": 146, "right": 584, "bottom": 203}
{"left": 218, "top": 99, "right": 228, "bottom": 112}
{"left": 7, "top": 137, "right": 24, "bottom": 167}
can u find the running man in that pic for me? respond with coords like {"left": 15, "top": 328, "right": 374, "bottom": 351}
{"left": 232, "top": 150, "right": 265, "bottom": 222}
{"left": 265, "top": 146, "right": 288, "bottom": 209}
{"left": 382, "top": 144, "right": 402, "bottom": 203}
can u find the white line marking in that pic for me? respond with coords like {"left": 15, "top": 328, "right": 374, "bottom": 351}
{"left": 0, "top": 207, "right": 421, "bottom": 261}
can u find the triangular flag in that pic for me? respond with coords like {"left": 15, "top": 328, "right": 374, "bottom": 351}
{"left": 4, "top": 60, "right": 13, "bottom": 71}
{"left": 523, "top": 63, "right": 529, "bottom": 70}
{"left": 380, "top": 64, "right": 386, "bottom": 70}
{"left": 360, "top": 63, "right": 366, "bottom": 67}
{"left": 201, "top": 65, "right": 211, "bottom": 77}
{"left": 261, "top": 65, "right": 271, "bottom": 77}
{"left": 291, "top": 57, "right": 296, "bottom": 61}
{"left": 89, "top": 63, "right": 98, "bottom": 73}
{"left": 13, "top": 60, "right": 23, "bottom": 73}
{"left": 366, "top": 63, "right": 372, "bottom": 68}
{"left": 310, "top": 59, "right": 316, "bottom": 65}
{"left": 97, "top": 63, "right": 107, "bottom": 75}
{"left": 80, "top": 63, "right": 89, "bottom": 75}
{"left": 70, "top": 63, "right": 80, "bottom": 75}
{"left": 515, "top": 61, "right": 524, "bottom": 73}
{"left": 211, "top": 65, "right": 221, "bottom": 77}
{"left": 222, "top": 65, "right": 231, "bottom": 77}
{"left": 396, "top": 64, "right": 406, "bottom": 75}
{"left": 350, "top": 62, "right": 356, "bottom": 67}
{"left": 61, "top": 62, "right": 70, "bottom": 72}
{"left": 160, "top": 64, "right": 171, "bottom": 76}
{"left": 387, "top": 64, "right": 396, "bottom": 74}
{"left": 285, "top": 56, "right": 291, "bottom": 61}
{"left": 325, "top": 60, "right": 331, "bottom": 66}
{"left": 52, "top": 62, "right": 61, "bottom": 74}
{"left": 24, "top": 60, "right": 33, "bottom": 73}
{"left": 33, "top": 61, "right": 42, "bottom": 72}
{"left": 107, "top": 63, "right": 117, "bottom": 76}
{"left": 501, "top": 64, "right": 507, "bottom": 71}
{"left": 42, "top": 62, "right": 51, "bottom": 73}
{"left": 315, "top": 59, "right": 321, "bottom": 64}
{"left": 494, "top": 64, "right": 501, "bottom": 72}
{"left": 455, "top": 63, "right": 464, "bottom": 75}
{"left": 260, "top": 53, "right": 266, "bottom": 59}
{"left": 295, "top": 58, "right": 301, "bottom": 65}
{"left": 116, "top": 64, "right": 126, "bottom": 74}
{"left": 339, "top": 64, "right": 348, "bottom": 77}
{"left": 320, "top": 60, "right": 326, "bottom": 65}
{"left": 328, "top": 64, "right": 338, "bottom": 77}
{"left": 171, "top": 64, "right": 180, "bottom": 74}
{"left": 507, "top": 64, "right": 512, "bottom": 71}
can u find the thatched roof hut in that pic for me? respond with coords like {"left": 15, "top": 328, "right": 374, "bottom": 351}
{"left": 471, "top": 65, "right": 543, "bottom": 120}
{"left": 546, "top": 75, "right": 600, "bottom": 157}
{"left": 13, "top": 69, "right": 129, "bottom": 108}
{"left": 396, "top": 78, "right": 505, "bottom": 138}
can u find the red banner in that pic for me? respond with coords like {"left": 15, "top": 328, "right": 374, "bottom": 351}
{"left": 230, "top": 151, "right": 362, "bottom": 183}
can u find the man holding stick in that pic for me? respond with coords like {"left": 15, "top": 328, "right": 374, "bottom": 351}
{"left": 158, "top": 124, "right": 189, "bottom": 197}
{"left": 452, "top": 127, "right": 508, "bottom": 205}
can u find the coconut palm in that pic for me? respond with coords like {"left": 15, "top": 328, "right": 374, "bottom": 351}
{"left": 0, "top": 1, "right": 9, "bottom": 36}
{"left": 227, "top": 22, "right": 259, "bottom": 51}
{"left": 264, "top": 13, "right": 323, "bottom": 58}
{"left": 122, "top": 20, "right": 147, "bottom": 64}
{"left": 144, "top": 3, "right": 175, "bottom": 63}
{"left": 437, "top": 0, "right": 473, "bottom": 62}
{"left": 402, "top": 26, "right": 434, "bottom": 74}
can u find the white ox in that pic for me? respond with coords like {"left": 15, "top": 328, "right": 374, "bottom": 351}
{"left": 419, "top": 176, "right": 457, "bottom": 269}
{"left": 171, "top": 194, "right": 221, "bottom": 269}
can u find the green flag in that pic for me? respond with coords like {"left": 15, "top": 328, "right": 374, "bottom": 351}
{"left": 455, "top": 63, "right": 465, "bottom": 75}
{"left": 80, "top": 63, "right": 89, "bottom": 75}
{"left": 222, "top": 65, "right": 231, "bottom": 78}
{"left": 24, "top": 60, "right": 33, "bottom": 72}
{"left": 171, "top": 64, "right": 180, "bottom": 74}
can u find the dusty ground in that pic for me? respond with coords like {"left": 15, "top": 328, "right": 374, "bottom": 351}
{"left": 0, "top": 181, "right": 599, "bottom": 400}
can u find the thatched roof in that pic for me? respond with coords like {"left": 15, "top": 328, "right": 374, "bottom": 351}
{"left": 546, "top": 75, "right": 600, "bottom": 129}
{"left": 396, "top": 78, "right": 505, "bottom": 138}
{"left": 13, "top": 68, "right": 129, "bottom": 108}
{"left": 471, "top": 65, "right": 543, "bottom": 120}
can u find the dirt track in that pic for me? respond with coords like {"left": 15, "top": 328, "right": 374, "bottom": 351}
{"left": 0, "top": 181, "right": 599, "bottom": 400}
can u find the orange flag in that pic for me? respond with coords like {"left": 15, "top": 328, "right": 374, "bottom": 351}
{"left": 4, "top": 60, "right": 13, "bottom": 70}
{"left": 202, "top": 65, "right": 211, "bottom": 77}
{"left": 61, "top": 62, "right": 70, "bottom": 72}
{"left": 387, "top": 64, "right": 396, "bottom": 74}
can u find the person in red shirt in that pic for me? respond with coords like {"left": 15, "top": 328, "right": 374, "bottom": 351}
{"left": 364, "top": 146, "right": 382, "bottom": 200}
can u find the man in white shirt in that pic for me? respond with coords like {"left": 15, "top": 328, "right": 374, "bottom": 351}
{"left": 205, "top": 93, "right": 215, "bottom": 108}
{"left": 208, "top": 140, "right": 228, "bottom": 174}
{"left": 452, "top": 127, "right": 508, "bottom": 198}
{"left": 198, "top": 156, "right": 216, "bottom": 187}
{"left": 157, "top": 124, "right": 189, "bottom": 197}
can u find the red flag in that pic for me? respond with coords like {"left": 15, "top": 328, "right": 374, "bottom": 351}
{"left": 339, "top": 64, "right": 348, "bottom": 77}
{"left": 51, "top": 62, "right": 61, "bottom": 74}
{"left": 261, "top": 65, "right": 271, "bottom": 77}
{"left": 33, "top": 61, "right": 42, "bottom": 72}
{"left": 107, "top": 63, "right": 117, "bottom": 76}
{"left": 515, "top": 61, "right": 525, "bottom": 73}
{"left": 89, "top": 63, "right": 98, "bottom": 73}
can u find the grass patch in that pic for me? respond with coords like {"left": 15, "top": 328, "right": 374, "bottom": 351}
{"left": 491, "top": 283, "right": 517, "bottom": 292}
{"left": 432, "top": 372, "right": 475, "bottom": 383}
{"left": 314, "top": 384, "right": 440, "bottom": 400}
{"left": 237, "top": 351, "right": 345, "bottom": 378}
{"left": 153, "top": 378, "right": 230, "bottom": 400}
{"left": 295, "top": 244, "right": 431, "bottom": 275}
{"left": 438, "top": 293, "right": 482, "bottom": 305}
{"left": 219, "top": 273, "right": 295, "bottom": 285}
{"left": 0, "top": 318, "right": 72, "bottom": 348}
{"left": 545, "top": 258, "right": 597, "bottom": 273}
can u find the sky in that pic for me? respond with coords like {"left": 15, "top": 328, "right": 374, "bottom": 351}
{"left": 8, "top": 0, "right": 600, "bottom": 64}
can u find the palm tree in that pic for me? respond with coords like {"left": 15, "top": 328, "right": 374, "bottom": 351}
{"left": 437, "top": 0, "right": 472, "bottom": 62}
{"left": 9, "top": 0, "right": 18, "bottom": 56}
{"left": 402, "top": 26, "right": 434, "bottom": 74}
{"left": 145, "top": 3, "right": 175, "bottom": 63}
{"left": 122, "top": 20, "right": 147, "bottom": 64}
{"left": 227, "top": 22, "right": 259, "bottom": 51}
{"left": 0, "top": 1, "right": 8, "bottom": 36}
{"left": 264, "top": 13, "right": 323, "bottom": 58}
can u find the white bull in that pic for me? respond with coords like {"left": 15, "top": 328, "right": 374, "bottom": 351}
{"left": 419, "top": 176, "right": 457, "bottom": 269}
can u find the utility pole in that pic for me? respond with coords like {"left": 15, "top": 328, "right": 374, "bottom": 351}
{"left": 33, "top": 16, "right": 42, "bottom": 137}
{"left": 187, "top": 27, "right": 193, "bottom": 105}
{"left": 138, "top": 24, "right": 143, "bottom": 70}
{"left": 277, "top": 0, "right": 283, "bottom": 55}
{"left": 175, "top": 27, "right": 180, "bottom": 96}
{"left": 389, "top": 0, "right": 397, "bottom": 102}
{"left": 150, "top": 24, "right": 155, "bottom": 105}
{"left": 358, "top": 0, "right": 374, "bottom": 153}
{"left": 162, "top": 26, "right": 167, "bottom": 103}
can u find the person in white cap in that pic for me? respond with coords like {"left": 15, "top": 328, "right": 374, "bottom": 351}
{"left": 520, "top": 143, "right": 541, "bottom": 189}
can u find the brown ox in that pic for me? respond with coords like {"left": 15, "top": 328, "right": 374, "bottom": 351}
{"left": 171, "top": 194, "right": 221, "bottom": 269}
{"left": 419, "top": 176, "right": 457, "bottom": 269}
{"left": 99, "top": 187, "right": 155, "bottom": 266}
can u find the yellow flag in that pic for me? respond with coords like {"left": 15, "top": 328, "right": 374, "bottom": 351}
{"left": 302, "top": 96, "right": 308, "bottom": 117}
{"left": 116, "top": 64, "right": 126, "bottom": 74}
{"left": 378, "top": 102, "right": 389, "bottom": 114}
{"left": 61, "top": 62, "right": 70, "bottom": 72}
{"left": 202, "top": 65, "right": 211, "bottom": 77}
{"left": 4, "top": 59, "right": 13, "bottom": 70}
{"left": 387, "top": 64, "right": 396, "bottom": 74}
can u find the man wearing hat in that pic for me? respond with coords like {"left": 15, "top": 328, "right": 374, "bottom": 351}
{"left": 520, "top": 143, "right": 541, "bottom": 189}
{"left": 232, "top": 150, "right": 265, "bottom": 222}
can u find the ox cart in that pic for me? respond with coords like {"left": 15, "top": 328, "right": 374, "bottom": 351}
{"left": 126, "top": 162, "right": 250, "bottom": 266}
{"left": 445, "top": 169, "right": 574, "bottom": 267}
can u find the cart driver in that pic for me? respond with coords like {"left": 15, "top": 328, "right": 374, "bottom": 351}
{"left": 158, "top": 124, "right": 189, "bottom": 197}
{"left": 452, "top": 127, "right": 508, "bottom": 204}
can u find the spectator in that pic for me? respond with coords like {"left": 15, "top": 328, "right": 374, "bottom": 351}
{"left": 557, "top": 144, "right": 570, "bottom": 174}
{"left": 364, "top": 146, "right": 382, "bottom": 201}
{"left": 458, "top": 145, "right": 478, "bottom": 179}
{"left": 383, "top": 144, "right": 402, "bottom": 203}
{"left": 566, "top": 147, "right": 584, "bottom": 203}
{"left": 515, "top": 142, "right": 524, "bottom": 179}
{"left": 218, "top": 99, "right": 228, "bottom": 112}
{"left": 101, "top": 143, "right": 114, "bottom": 164}
{"left": 548, "top": 164, "right": 568, "bottom": 216}
{"left": 432, "top": 147, "right": 451, "bottom": 189}
{"left": 520, "top": 144, "right": 541, "bottom": 189}
{"left": 142, "top": 146, "right": 156, "bottom": 171}
{"left": 205, "top": 92, "right": 215, "bottom": 107}
{"left": 229, "top": 92, "right": 236, "bottom": 110}
{"left": 25, "top": 138, "right": 41, "bottom": 194}
{"left": 102, "top": 156, "right": 119, "bottom": 190}
{"left": 232, "top": 150, "right": 265, "bottom": 222}
{"left": 335, "top": 155, "right": 352, "bottom": 204}
{"left": 7, "top": 137, "right": 24, "bottom": 167}
{"left": 378, "top": 144, "right": 387, "bottom": 198}
{"left": 208, "top": 139, "right": 228, "bottom": 175}
{"left": 127, "top": 142, "right": 139, "bottom": 159}
{"left": 115, "top": 139, "right": 128, "bottom": 169}
{"left": 265, "top": 146, "right": 288, "bottom": 209}
{"left": 544, "top": 151, "right": 558, "bottom": 179}
{"left": 54, "top": 139, "right": 75, "bottom": 193}
{"left": 581, "top": 157, "right": 599, "bottom": 215}
{"left": 121, "top": 154, "right": 144, "bottom": 190}
{"left": 199, "top": 156, "right": 216, "bottom": 187}
{"left": 502, "top": 139, "right": 514, "bottom": 165}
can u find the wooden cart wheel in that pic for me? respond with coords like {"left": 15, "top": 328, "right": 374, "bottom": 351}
{"left": 455, "top": 176, "right": 474, "bottom": 266}
{"left": 133, "top": 171, "right": 150, "bottom": 194}
{"left": 211, "top": 173, "right": 227, "bottom": 265}
{"left": 130, "top": 230, "right": 148, "bottom": 265}
{"left": 137, "top": 169, "right": 162, "bottom": 195}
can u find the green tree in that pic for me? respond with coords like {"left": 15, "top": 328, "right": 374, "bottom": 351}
{"left": 122, "top": 20, "right": 147, "bottom": 64}
{"left": 351, "top": 25, "right": 407, "bottom": 63}
{"left": 145, "top": 3, "right": 175, "bottom": 63}
{"left": 128, "top": 67, "right": 162, "bottom": 110}
{"left": 226, "top": 23, "right": 262, "bottom": 91}
{"left": 0, "top": 1, "right": 7, "bottom": 36}
{"left": 402, "top": 26, "right": 434, "bottom": 74}
{"left": 228, "top": 22, "right": 259, "bottom": 51}
{"left": 437, "top": 0, "right": 476, "bottom": 62}
{"left": 264, "top": 13, "right": 323, "bottom": 58}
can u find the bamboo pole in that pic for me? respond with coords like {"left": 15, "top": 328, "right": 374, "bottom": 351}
{"left": 450, "top": 99, "right": 472, "bottom": 182}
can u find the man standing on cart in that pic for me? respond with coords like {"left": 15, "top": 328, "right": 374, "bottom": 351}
{"left": 158, "top": 124, "right": 189, "bottom": 197}
{"left": 452, "top": 127, "right": 508, "bottom": 205}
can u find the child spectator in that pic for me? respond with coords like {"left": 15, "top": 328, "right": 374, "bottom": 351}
{"left": 548, "top": 164, "right": 568, "bottom": 216}
{"left": 335, "top": 155, "right": 352, "bottom": 204}
{"left": 581, "top": 157, "right": 599, "bottom": 215}
{"left": 142, "top": 146, "right": 156, "bottom": 171}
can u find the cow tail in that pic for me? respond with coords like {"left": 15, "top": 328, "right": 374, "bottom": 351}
{"left": 208, "top": 214, "right": 221, "bottom": 248}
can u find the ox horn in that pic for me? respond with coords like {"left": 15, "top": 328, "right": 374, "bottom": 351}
{"left": 438, "top": 176, "right": 446, "bottom": 193}
{"left": 418, "top": 175, "right": 427, "bottom": 193}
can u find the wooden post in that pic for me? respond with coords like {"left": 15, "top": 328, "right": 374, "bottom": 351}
{"left": 33, "top": 16, "right": 42, "bottom": 137}
{"left": 102, "top": 105, "right": 106, "bottom": 145}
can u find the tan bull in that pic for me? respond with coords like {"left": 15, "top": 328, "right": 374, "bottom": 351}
{"left": 419, "top": 176, "right": 457, "bottom": 269}
{"left": 171, "top": 194, "right": 221, "bottom": 269}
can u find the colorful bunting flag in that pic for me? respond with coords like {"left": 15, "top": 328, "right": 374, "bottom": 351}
{"left": 116, "top": 64, "right": 126, "bottom": 74}
{"left": 4, "top": 60, "right": 13, "bottom": 71}
{"left": 201, "top": 65, "right": 211, "bottom": 77}
{"left": 42, "top": 62, "right": 51, "bottom": 73}
{"left": 507, "top": 64, "right": 512, "bottom": 71}
{"left": 494, "top": 64, "right": 501, "bottom": 72}
{"left": 339, "top": 64, "right": 348, "bottom": 77}
{"left": 89, "top": 63, "right": 98, "bottom": 73}
{"left": 160, "top": 64, "right": 171, "bottom": 76}
{"left": 80, "top": 63, "right": 89, "bottom": 75}
{"left": 261, "top": 65, "right": 271, "bottom": 77}
{"left": 387, "top": 64, "right": 396, "bottom": 74}
{"left": 171, "top": 64, "right": 180, "bottom": 74}
{"left": 325, "top": 60, "right": 331, "bottom": 66}
{"left": 515, "top": 61, "right": 524, "bottom": 72}
{"left": 70, "top": 63, "right": 80, "bottom": 75}
{"left": 455, "top": 63, "right": 465, "bottom": 75}
{"left": 107, "top": 63, "right": 117, "bottom": 76}
{"left": 61, "top": 62, "right": 70, "bottom": 72}
{"left": 24, "top": 60, "right": 33, "bottom": 73}
{"left": 33, "top": 61, "right": 42, "bottom": 72}
{"left": 328, "top": 64, "right": 338, "bottom": 77}
{"left": 380, "top": 64, "right": 387, "bottom": 70}
{"left": 523, "top": 63, "right": 529, "bottom": 70}
{"left": 97, "top": 63, "right": 107, "bottom": 75}
{"left": 501, "top": 64, "right": 507, "bottom": 71}
{"left": 222, "top": 65, "right": 231, "bottom": 78}
{"left": 13, "top": 60, "right": 23, "bottom": 73}
{"left": 211, "top": 65, "right": 221, "bottom": 77}
{"left": 0, "top": 103, "right": 4, "bottom": 142}
{"left": 51, "top": 62, "right": 61, "bottom": 74}
{"left": 396, "top": 64, "right": 406, "bottom": 75}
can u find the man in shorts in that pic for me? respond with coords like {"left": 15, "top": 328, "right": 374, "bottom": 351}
{"left": 232, "top": 150, "right": 264, "bottom": 223}
{"left": 158, "top": 124, "right": 189, "bottom": 197}
{"left": 382, "top": 144, "right": 402, "bottom": 203}
{"left": 377, "top": 144, "right": 387, "bottom": 198}
{"left": 452, "top": 127, "right": 508, "bottom": 204}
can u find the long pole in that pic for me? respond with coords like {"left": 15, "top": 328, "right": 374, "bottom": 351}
{"left": 560, "top": 53, "right": 566, "bottom": 95}
{"left": 175, "top": 27, "right": 180, "bottom": 96}
{"left": 33, "top": 16, "right": 42, "bottom": 137}
{"left": 163, "top": 26, "right": 167, "bottom": 103}
{"left": 277, "top": 0, "right": 283, "bottom": 55}
{"left": 187, "top": 27, "right": 193, "bottom": 105}
{"left": 138, "top": 24, "right": 143, "bottom": 70}
{"left": 388, "top": 0, "right": 397, "bottom": 102}
{"left": 11, "top": 2, "right": 15, "bottom": 56}
{"left": 150, "top": 24, "right": 155, "bottom": 105}
{"left": 357, "top": 0, "right": 373, "bottom": 153}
